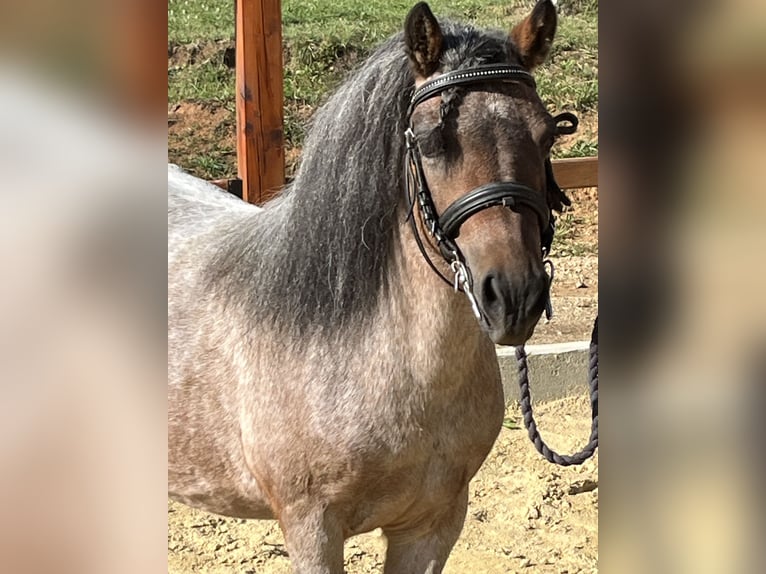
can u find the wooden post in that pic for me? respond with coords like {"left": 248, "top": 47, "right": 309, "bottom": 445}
{"left": 235, "top": 0, "right": 285, "bottom": 204}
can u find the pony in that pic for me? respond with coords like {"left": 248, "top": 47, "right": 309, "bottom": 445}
{"left": 168, "top": 1, "right": 569, "bottom": 571}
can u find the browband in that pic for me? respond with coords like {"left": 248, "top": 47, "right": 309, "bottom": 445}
{"left": 408, "top": 64, "right": 536, "bottom": 117}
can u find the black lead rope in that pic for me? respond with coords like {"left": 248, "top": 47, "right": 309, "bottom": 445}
{"left": 515, "top": 316, "right": 598, "bottom": 466}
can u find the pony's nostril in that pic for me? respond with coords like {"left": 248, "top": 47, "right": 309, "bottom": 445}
{"left": 481, "top": 273, "right": 505, "bottom": 315}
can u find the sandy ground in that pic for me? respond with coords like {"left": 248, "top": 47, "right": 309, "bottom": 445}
{"left": 168, "top": 395, "right": 597, "bottom": 574}
{"left": 531, "top": 255, "right": 598, "bottom": 345}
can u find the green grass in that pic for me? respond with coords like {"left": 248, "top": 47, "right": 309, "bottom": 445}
{"left": 551, "top": 209, "right": 597, "bottom": 256}
{"left": 168, "top": 60, "right": 235, "bottom": 102}
{"left": 168, "top": 0, "right": 597, "bottom": 110}
{"left": 502, "top": 417, "right": 521, "bottom": 430}
{"left": 168, "top": 0, "right": 234, "bottom": 43}
{"left": 168, "top": 0, "right": 597, "bottom": 174}
{"left": 554, "top": 139, "right": 598, "bottom": 159}
{"left": 188, "top": 151, "right": 232, "bottom": 180}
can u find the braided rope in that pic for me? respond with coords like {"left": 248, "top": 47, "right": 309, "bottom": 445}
{"left": 515, "top": 316, "right": 598, "bottom": 466}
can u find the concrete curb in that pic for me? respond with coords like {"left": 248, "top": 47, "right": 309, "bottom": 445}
{"left": 496, "top": 341, "right": 590, "bottom": 405}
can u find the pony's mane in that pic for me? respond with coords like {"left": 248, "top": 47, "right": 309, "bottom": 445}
{"left": 210, "top": 21, "right": 519, "bottom": 334}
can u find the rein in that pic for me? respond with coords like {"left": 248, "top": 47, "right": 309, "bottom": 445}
{"left": 516, "top": 317, "right": 598, "bottom": 466}
{"left": 404, "top": 64, "right": 598, "bottom": 466}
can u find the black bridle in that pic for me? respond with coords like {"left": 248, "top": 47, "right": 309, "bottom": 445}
{"left": 404, "top": 64, "right": 578, "bottom": 321}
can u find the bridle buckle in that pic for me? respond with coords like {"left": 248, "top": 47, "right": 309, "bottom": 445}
{"left": 450, "top": 259, "right": 482, "bottom": 321}
{"left": 404, "top": 127, "right": 417, "bottom": 150}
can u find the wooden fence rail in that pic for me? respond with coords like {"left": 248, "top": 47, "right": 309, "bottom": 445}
{"left": 211, "top": 156, "right": 597, "bottom": 195}
{"left": 551, "top": 156, "right": 598, "bottom": 190}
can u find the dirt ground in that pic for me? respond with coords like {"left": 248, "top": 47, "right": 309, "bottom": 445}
{"left": 532, "top": 253, "right": 598, "bottom": 345}
{"left": 168, "top": 396, "right": 597, "bottom": 574}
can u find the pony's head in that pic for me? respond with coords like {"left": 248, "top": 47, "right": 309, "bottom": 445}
{"left": 404, "top": 0, "right": 570, "bottom": 345}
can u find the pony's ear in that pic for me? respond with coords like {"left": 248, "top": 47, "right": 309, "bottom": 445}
{"left": 404, "top": 2, "right": 444, "bottom": 78}
{"left": 510, "top": 0, "right": 557, "bottom": 70}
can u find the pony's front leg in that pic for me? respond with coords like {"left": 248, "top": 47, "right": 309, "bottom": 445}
{"left": 280, "top": 503, "right": 345, "bottom": 574}
{"left": 383, "top": 489, "right": 468, "bottom": 574}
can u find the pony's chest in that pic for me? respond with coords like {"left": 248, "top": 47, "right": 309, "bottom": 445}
{"left": 341, "top": 416, "right": 501, "bottom": 535}
{"left": 355, "top": 380, "right": 504, "bottom": 483}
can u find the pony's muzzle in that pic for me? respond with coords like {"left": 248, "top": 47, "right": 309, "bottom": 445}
{"left": 478, "top": 269, "right": 549, "bottom": 345}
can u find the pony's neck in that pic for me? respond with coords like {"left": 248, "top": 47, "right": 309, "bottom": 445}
{"left": 383, "top": 215, "right": 492, "bottom": 366}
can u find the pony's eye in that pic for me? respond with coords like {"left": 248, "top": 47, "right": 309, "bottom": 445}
{"left": 415, "top": 127, "right": 445, "bottom": 158}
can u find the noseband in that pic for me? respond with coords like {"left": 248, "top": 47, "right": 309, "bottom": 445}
{"left": 404, "top": 64, "right": 577, "bottom": 321}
